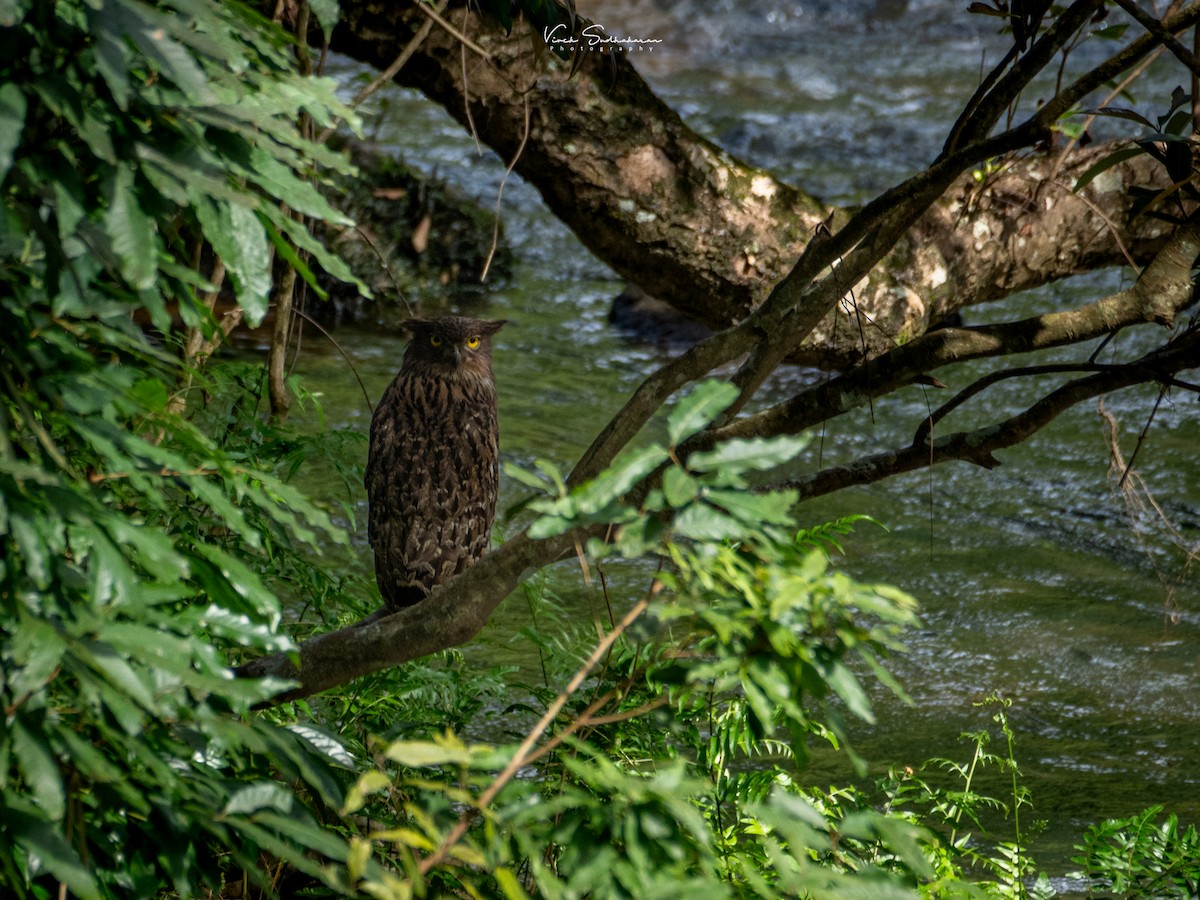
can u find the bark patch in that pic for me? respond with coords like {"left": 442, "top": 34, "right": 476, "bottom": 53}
{"left": 618, "top": 145, "right": 675, "bottom": 194}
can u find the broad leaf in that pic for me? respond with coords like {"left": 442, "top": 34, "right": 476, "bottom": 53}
{"left": 689, "top": 434, "right": 810, "bottom": 473}
{"left": 0, "top": 82, "right": 26, "bottom": 181}
{"left": 667, "top": 380, "right": 739, "bottom": 446}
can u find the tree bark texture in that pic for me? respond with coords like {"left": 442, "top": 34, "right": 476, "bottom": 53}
{"left": 329, "top": 2, "right": 1173, "bottom": 364}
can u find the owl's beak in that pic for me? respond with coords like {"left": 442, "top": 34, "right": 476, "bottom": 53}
{"left": 452, "top": 346, "right": 463, "bottom": 367}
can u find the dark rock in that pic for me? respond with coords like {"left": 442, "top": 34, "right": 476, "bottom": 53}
{"left": 608, "top": 284, "right": 714, "bottom": 348}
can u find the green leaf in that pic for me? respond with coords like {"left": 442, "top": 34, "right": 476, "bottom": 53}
{"left": 267, "top": 205, "right": 367, "bottom": 297}
{"left": 113, "top": 0, "right": 215, "bottom": 104}
{"left": 1073, "top": 146, "right": 1143, "bottom": 192}
{"left": 503, "top": 461, "right": 555, "bottom": 492}
{"left": 0, "top": 82, "right": 26, "bottom": 182}
{"left": 90, "top": 11, "right": 134, "bottom": 110}
{"left": 841, "top": 810, "right": 934, "bottom": 880}
{"left": 12, "top": 716, "right": 66, "bottom": 822}
{"left": 52, "top": 165, "right": 88, "bottom": 243}
{"left": 672, "top": 502, "right": 744, "bottom": 541}
{"left": 307, "top": 0, "right": 340, "bottom": 39}
{"left": 8, "top": 616, "right": 65, "bottom": 696}
{"left": 194, "top": 196, "right": 271, "bottom": 324}
{"left": 384, "top": 739, "right": 476, "bottom": 768}
{"left": 195, "top": 605, "right": 294, "bottom": 652}
{"left": 286, "top": 724, "right": 355, "bottom": 769}
{"left": 247, "top": 145, "right": 351, "bottom": 224}
{"left": 662, "top": 466, "right": 699, "bottom": 508}
{"left": 105, "top": 165, "right": 157, "bottom": 290}
{"left": 526, "top": 513, "right": 575, "bottom": 540}
{"left": 705, "top": 488, "right": 797, "bottom": 526}
{"left": 823, "top": 660, "right": 874, "bottom": 724}
{"left": 667, "top": 380, "right": 739, "bottom": 446}
{"left": 261, "top": 215, "right": 330, "bottom": 302}
{"left": 572, "top": 444, "right": 668, "bottom": 515}
{"left": 534, "top": 459, "right": 567, "bottom": 495}
{"left": 342, "top": 770, "right": 391, "bottom": 816}
{"left": 224, "top": 782, "right": 295, "bottom": 816}
{"left": 6, "top": 800, "right": 101, "bottom": 900}
{"left": 689, "top": 434, "right": 810, "bottom": 473}
{"left": 1092, "top": 22, "right": 1129, "bottom": 40}
{"left": 191, "top": 543, "right": 281, "bottom": 624}
{"left": 83, "top": 641, "right": 158, "bottom": 710}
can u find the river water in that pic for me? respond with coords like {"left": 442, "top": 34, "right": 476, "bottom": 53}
{"left": 292, "top": 1, "right": 1200, "bottom": 881}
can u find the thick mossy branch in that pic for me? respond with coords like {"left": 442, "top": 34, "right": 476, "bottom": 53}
{"left": 326, "top": 0, "right": 1172, "bottom": 364}
{"left": 237, "top": 532, "right": 580, "bottom": 701}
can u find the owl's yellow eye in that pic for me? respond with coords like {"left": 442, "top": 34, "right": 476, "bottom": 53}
{"left": 466, "top": 336, "right": 481, "bottom": 349}
{"left": 429, "top": 335, "right": 443, "bottom": 347}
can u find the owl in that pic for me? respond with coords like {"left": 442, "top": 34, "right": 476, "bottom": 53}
{"left": 366, "top": 316, "right": 506, "bottom": 609}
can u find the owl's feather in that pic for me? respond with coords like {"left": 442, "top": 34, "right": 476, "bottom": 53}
{"left": 366, "top": 316, "right": 505, "bottom": 609}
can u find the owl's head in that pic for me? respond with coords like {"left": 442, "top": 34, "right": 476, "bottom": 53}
{"left": 401, "top": 316, "right": 507, "bottom": 381}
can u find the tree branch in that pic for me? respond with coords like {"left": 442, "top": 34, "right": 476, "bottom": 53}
{"left": 943, "top": 0, "right": 1106, "bottom": 156}
{"left": 777, "top": 328, "right": 1200, "bottom": 500}
{"left": 698, "top": 220, "right": 1200, "bottom": 453}
{"left": 237, "top": 531, "right": 580, "bottom": 701}
{"left": 244, "top": 4, "right": 1200, "bottom": 705}
{"left": 327, "top": 1, "right": 1175, "bottom": 364}
{"left": 1111, "top": 0, "right": 1200, "bottom": 75}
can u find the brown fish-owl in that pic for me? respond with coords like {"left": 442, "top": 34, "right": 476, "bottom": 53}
{"left": 366, "top": 316, "right": 506, "bottom": 609}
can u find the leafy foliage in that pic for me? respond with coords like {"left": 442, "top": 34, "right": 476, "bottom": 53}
{"left": 2, "top": 0, "right": 1194, "bottom": 896}
{"left": 1074, "top": 87, "right": 1200, "bottom": 221}
{"left": 1071, "top": 806, "right": 1200, "bottom": 898}
{"left": 344, "top": 381, "right": 940, "bottom": 897}
{"left": 0, "top": 0, "right": 366, "bottom": 895}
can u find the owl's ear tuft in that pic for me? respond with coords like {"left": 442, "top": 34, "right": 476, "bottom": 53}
{"left": 480, "top": 319, "right": 508, "bottom": 336}
{"left": 401, "top": 317, "right": 429, "bottom": 338}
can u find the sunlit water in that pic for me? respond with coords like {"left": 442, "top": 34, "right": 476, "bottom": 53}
{"left": 286, "top": 1, "right": 1199, "bottom": 878}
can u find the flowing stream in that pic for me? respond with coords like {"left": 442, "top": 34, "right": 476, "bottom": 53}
{"left": 289, "top": 1, "right": 1200, "bottom": 880}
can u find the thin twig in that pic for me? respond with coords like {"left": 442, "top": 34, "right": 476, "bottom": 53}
{"left": 481, "top": 92, "right": 530, "bottom": 282}
{"left": 1118, "top": 382, "right": 1166, "bottom": 488}
{"left": 1099, "top": 399, "right": 1199, "bottom": 617}
{"left": 524, "top": 695, "right": 671, "bottom": 767}
{"left": 1111, "top": 0, "right": 1200, "bottom": 74}
{"left": 415, "top": 0, "right": 493, "bottom": 61}
{"left": 460, "top": 3, "right": 483, "bottom": 156}
{"left": 1053, "top": 45, "right": 1166, "bottom": 169}
{"left": 1048, "top": 178, "right": 1141, "bottom": 273}
{"left": 418, "top": 596, "right": 650, "bottom": 876}
{"left": 290, "top": 308, "right": 376, "bottom": 414}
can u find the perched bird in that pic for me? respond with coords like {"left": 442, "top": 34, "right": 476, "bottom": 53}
{"left": 366, "top": 315, "right": 506, "bottom": 609}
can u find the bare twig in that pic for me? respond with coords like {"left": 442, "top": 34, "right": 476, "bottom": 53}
{"left": 415, "top": 0, "right": 493, "bottom": 61}
{"left": 418, "top": 596, "right": 651, "bottom": 876}
{"left": 1048, "top": 177, "right": 1142, "bottom": 273}
{"left": 480, "top": 92, "right": 529, "bottom": 282}
{"left": 291, "top": 307, "right": 375, "bottom": 414}
{"left": 1117, "top": 382, "right": 1167, "bottom": 488}
{"left": 1099, "top": 399, "right": 1200, "bottom": 616}
{"left": 1111, "top": 0, "right": 1200, "bottom": 74}
{"left": 460, "top": 3, "right": 483, "bottom": 156}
